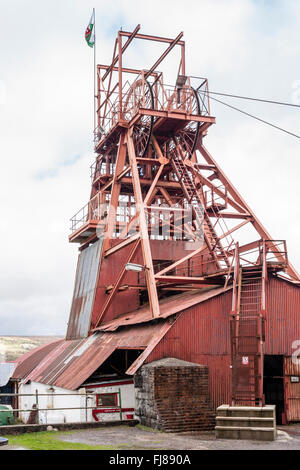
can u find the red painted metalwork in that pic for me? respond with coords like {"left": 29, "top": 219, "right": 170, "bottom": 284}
{"left": 95, "top": 286, "right": 230, "bottom": 332}
{"left": 145, "top": 277, "right": 300, "bottom": 411}
{"left": 64, "top": 26, "right": 300, "bottom": 410}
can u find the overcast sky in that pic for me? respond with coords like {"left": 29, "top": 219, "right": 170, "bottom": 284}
{"left": 0, "top": 0, "right": 300, "bottom": 336}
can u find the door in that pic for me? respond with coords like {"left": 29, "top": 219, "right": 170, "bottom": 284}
{"left": 263, "top": 355, "right": 284, "bottom": 424}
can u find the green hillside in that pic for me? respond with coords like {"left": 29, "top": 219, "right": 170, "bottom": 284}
{"left": 0, "top": 336, "right": 62, "bottom": 362}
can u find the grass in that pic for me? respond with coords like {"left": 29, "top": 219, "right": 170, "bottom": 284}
{"left": 3, "top": 429, "right": 165, "bottom": 451}
{"left": 4, "top": 431, "right": 120, "bottom": 451}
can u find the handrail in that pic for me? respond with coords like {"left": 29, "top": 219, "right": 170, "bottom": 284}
{"left": 95, "top": 74, "right": 210, "bottom": 146}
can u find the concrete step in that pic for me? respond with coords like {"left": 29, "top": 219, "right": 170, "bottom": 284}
{"left": 216, "top": 416, "right": 274, "bottom": 428}
{"left": 217, "top": 405, "right": 275, "bottom": 418}
{"left": 215, "top": 426, "right": 276, "bottom": 441}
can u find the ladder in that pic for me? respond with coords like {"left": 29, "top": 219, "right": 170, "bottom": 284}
{"left": 231, "top": 255, "right": 266, "bottom": 405}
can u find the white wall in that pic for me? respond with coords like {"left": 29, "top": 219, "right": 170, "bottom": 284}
{"left": 84, "top": 380, "right": 136, "bottom": 423}
{"left": 18, "top": 379, "right": 136, "bottom": 424}
{"left": 19, "top": 381, "right": 85, "bottom": 424}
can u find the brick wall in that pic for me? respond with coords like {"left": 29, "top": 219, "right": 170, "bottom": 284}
{"left": 134, "top": 358, "right": 216, "bottom": 432}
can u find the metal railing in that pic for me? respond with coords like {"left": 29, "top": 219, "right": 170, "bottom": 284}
{"left": 237, "top": 240, "right": 288, "bottom": 269}
{"left": 95, "top": 74, "right": 211, "bottom": 146}
{"left": 0, "top": 389, "right": 124, "bottom": 424}
{"left": 70, "top": 192, "right": 105, "bottom": 233}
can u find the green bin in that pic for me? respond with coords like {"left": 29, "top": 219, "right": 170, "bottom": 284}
{"left": 0, "top": 405, "right": 14, "bottom": 426}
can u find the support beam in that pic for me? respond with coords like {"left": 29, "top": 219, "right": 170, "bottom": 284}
{"left": 104, "top": 233, "right": 140, "bottom": 257}
{"left": 199, "top": 143, "right": 300, "bottom": 281}
{"left": 127, "top": 132, "right": 161, "bottom": 318}
{"left": 144, "top": 32, "right": 184, "bottom": 79}
{"left": 102, "top": 132, "right": 127, "bottom": 252}
{"left": 155, "top": 244, "right": 207, "bottom": 277}
{"left": 95, "top": 240, "right": 141, "bottom": 327}
{"left": 102, "top": 25, "right": 141, "bottom": 81}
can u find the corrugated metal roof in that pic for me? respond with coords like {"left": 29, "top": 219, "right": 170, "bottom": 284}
{"left": 66, "top": 239, "right": 103, "bottom": 340}
{"left": 12, "top": 340, "right": 63, "bottom": 380}
{"left": 16, "top": 321, "right": 174, "bottom": 390}
{"left": 97, "top": 286, "right": 232, "bottom": 332}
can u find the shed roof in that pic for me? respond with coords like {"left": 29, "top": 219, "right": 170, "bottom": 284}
{"left": 13, "top": 320, "right": 173, "bottom": 390}
{"left": 12, "top": 340, "right": 63, "bottom": 381}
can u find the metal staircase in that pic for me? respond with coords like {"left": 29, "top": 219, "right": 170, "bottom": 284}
{"left": 171, "top": 150, "right": 230, "bottom": 269}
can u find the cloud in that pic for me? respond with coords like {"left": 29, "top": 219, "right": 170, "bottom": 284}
{"left": 0, "top": 0, "right": 299, "bottom": 335}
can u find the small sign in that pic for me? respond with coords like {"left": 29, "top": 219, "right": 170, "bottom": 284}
{"left": 291, "top": 376, "right": 300, "bottom": 383}
{"left": 242, "top": 356, "right": 249, "bottom": 365}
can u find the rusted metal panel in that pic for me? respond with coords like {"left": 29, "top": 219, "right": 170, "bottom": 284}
{"left": 265, "top": 277, "right": 300, "bottom": 356}
{"left": 17, "top": 322, "right": 171, "bottom": 390}
{"left": 284, "top": 356, "right": 300, "bottom": 422}
{"left": 144, "top": 277, "right": 300, "bottom": 409}
{"left": 145, "top": 290, "right": 233, "bottom": 409}
{"left": 90, "top": 243, "right": 141, "bottom": 328}
{"left": 12, "top": 340, "right": 63, "bottom": 380}
{"left": 25, "top": 339, "right": 83, "bottom": 386}
{"left": 125, "top": 320, "right": 175, "bottom": 375}
{"left": 66, "top": 240, "right": 103, "bottom": 340}
{"left": 98, "top": 286, "right": 232, "bottom": 332}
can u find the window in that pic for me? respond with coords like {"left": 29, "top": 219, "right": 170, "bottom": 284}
{"left": 96, "top": 393, "right": 118, "bottom": 408}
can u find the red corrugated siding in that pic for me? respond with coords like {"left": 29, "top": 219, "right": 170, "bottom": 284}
{"left": 146, "top": 277, "right": 300, "bottom": 410}
{"left": 146, "top": 290, "right": 232, "bottom": 409}
{"left": 91, "top": 244, "right": 141, "bottom": 328}
{"left": 265, "top": 277, "right": 300, "bottom": 355}
{"left": 284, "top": 356, "right": 300, "bottom": 422}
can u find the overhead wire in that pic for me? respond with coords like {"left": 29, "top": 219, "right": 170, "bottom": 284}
{"left": 197, "top": 89, "right": 300, "bottom": 108}
{"left": 197, "top": 89, "right": 300, "bottom": 140}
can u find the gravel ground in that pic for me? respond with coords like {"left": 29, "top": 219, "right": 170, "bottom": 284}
{"left": 2, "top": 424, "right": 300, "bottom": 450}
{"left": 58, "top": 424, "right": 300, "bottom": 450}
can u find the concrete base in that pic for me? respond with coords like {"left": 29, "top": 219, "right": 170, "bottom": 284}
{"left": 215, "top": 405, "right": 276, "bottom": 441}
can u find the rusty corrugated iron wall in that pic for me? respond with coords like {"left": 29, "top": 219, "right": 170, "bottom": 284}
{"left": 146, "top": 277, "right": 300, "bottom": 411}
{"left": 66, "top": 240, "right": 103, "bottom": 340}
{"left": 284, "top": 357, "right": 300, "bottom": 422}
{"left": 146, "top": 289, "right": 233, "bottom": 410}
{"left": 265, "top": 277, "right": 300, "bottom": 355}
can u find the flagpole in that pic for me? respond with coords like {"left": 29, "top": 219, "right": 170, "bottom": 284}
{"left": 93, "top": 7, "right": 96, "bottom": 135}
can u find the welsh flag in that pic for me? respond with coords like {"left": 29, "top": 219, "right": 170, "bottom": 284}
{"left": 85, "top": 10, "right": 95, "bottom": 48}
